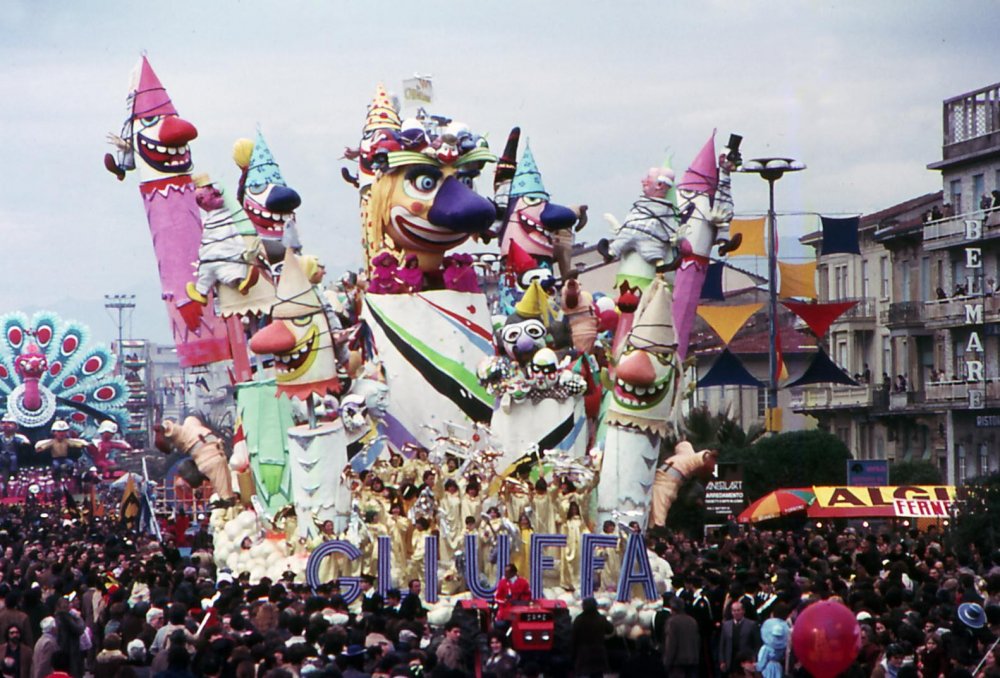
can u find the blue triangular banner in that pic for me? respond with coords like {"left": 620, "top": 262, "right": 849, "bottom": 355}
{"left": 697, "top": 349, "right": 764, "bottom": 387}
{"left": 785, "top": 347, "right": 858, "bottom": 387}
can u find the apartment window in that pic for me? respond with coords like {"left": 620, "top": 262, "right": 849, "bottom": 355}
{"left": 973, "top": 174, "right": 986, "bottom": 209}
{"left": 958, "top": 445, "right": 966, "bottom": 482}
{"left": 835, "top": 265, "right": 848, "bottom": 300}
{"left": 837, "top": 427, "right": 850, "bottom": 447}
{"left": 880, "top": 256, "right": 890, "bottom": 298}
{"left": 861, "top": 259, "right": 870, "bottom": 298}
{"left": 882, "top": 336, "right": 891, "bottom": 377}
{"left": 950, "top": 179, "right": 962, "bottom": 214}
{"left": 901, "top": 262, "right": 911, "bottom": 302}
{"left": 837, "top": 339, "right": 848, "bottom": 370}
{"left": 756, "top": 388, "right": 766, "bottom": 417}
{"left": 980, "top": 443, "right": 990, "bottom": 477}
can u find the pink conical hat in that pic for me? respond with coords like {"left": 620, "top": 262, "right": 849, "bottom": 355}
{"left": 679, "top": 129, "right": 718, "bottom": 195}
{"left": 132, "top": 56, "right": 177, "bottom": 119}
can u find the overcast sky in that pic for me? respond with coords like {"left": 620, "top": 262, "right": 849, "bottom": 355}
{"left": 1, "top": 1, "right": 998, "bottom": 343}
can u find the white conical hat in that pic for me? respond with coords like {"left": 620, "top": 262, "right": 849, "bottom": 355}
{"left": 626, "top": 278, "right": 676, "bottom": 354}
{"left": 272, "top": 250, "right": 322, "bottom": 320}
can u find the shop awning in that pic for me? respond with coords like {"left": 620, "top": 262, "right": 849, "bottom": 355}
{"left": 807, "top": 485, "right": 957, "bottom": 519}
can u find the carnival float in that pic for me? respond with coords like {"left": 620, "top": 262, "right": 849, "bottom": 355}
{"left": 74, "top": 56, "right": 869, "bottom": 636}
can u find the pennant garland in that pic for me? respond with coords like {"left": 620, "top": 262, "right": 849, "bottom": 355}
{"left": 698, "top": 349, "right": 764, "bottom": 388}
{"left": 785, "top": 348, "right": 859, "bottom": 387}
{"left": 820, "top": 216, "right": 861, "bottom": 255}
{"left": 728, "top": 217, "right": 767, "bottom": 256}
{"left": 700, "top": 262, "right": 726, "bottom": 301}
{"left": 778, "top": 261, "right": 817, "bottom": 299}
{"left": 782, "top": 300, "right": 858, "bottom": 339}
{"left": 697, "top": 303, "right": 763, "bottom": 345}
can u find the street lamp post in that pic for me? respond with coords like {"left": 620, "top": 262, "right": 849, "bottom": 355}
{"left": 739, "top": 158, "right": 806, "bottom": 420}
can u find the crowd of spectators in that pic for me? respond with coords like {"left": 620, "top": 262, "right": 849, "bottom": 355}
{"left": 0, "top": 498, "right": 998, "bottom": 677}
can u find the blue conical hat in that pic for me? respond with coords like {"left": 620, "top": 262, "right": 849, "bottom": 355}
{"left": 246, "top": 128, "right": 286, "bottom": 191}
{"left": 510, "top": 143, "right": 549, "bottom": 199}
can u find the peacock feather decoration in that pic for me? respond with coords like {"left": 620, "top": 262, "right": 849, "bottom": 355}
{"left": 0, "top": 312, "right": 129, "bottom": 435}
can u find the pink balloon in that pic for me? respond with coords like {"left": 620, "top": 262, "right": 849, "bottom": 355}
{"left": 791, "top": 600, "right": 861, "bottom": 678}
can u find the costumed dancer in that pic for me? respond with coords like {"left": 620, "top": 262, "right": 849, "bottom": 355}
{"left": 35, "top": 420, "right": 88, "bottom": 479}
{"left": 595, "top": 278, "right": 683, "bottom": 529}
{"left": 560, "top": 501, "right": 590, "bottom": 591}
{"left": 103, "top": 56, "right": 230, "bottom": 365}
{"left": 0, "top": 415, "right": 28, "bottom": 487}
{"left": 90, "top": 420, "right": 131, "bottom": 477}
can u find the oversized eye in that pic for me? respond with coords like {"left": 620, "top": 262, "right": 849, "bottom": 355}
{"left": 521, "top": 196, "right": 543, "bottom": 207}
{"left": 501, "top": 326, "right": 522, "bottom": 344}
{"left": 291, "top": 316, "right": 313, "bottom": 327}
{"left": 523, "top": 323, "right": 546, "bottom": 339}
{"left": 458, "top": 175, "right": 475, "bottom": 188}
{"left": 140, "top": 116, "right": 161, "bottom": 128}
{"left": 654, "top": 352, "right": 675, "bottom": 365}
{"left": 403, "top": 166, "right": 443, "bottom": 200}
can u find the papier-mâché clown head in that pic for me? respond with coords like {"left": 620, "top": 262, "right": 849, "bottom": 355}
{"left": 249, "top": 251, "right": 339, "bottom": 400}
{"left": 128, "top": 57, "right": 198, "bottom": 183}
{"left": 606, "top": 278, "right": 681, "bottom": 437}
{"left": 499, "top": 144, "right": 583, "bottom": 265}
{"left": 361, "top": 89, "right": 497, "bottom": 274}
{"left": 235, "top": 130, "right": 301, "bottom": 241}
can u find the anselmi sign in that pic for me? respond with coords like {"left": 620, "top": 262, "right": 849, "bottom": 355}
{"left": 810, "top": 485, "right": 956, "bottom": 519}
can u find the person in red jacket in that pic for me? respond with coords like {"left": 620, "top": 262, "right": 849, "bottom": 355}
{"left": 495, "top": 564, "right": 531, "bottom": 621}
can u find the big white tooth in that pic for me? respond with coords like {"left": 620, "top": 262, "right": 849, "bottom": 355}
{"left": 624, "top": 383, "right": 634, "bottom": 393}
{"left": 262, "top": 210, "right": 272, "bottom": 219}
{"left": 635, "top": 387, "right": 647, "bottom": 396}
{"left": 156, "top": 145, "right": 167, "bottom": 153}
{"left": 167, "top": 146, "right": 177, "bottom": 155}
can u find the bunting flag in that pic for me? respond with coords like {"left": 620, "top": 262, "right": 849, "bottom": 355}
{"left": 775, "top": 326, "right": 788, "bottom": 383}
{"left": 820, "top": 216, "right": 861, "bottom": 255}
{"left": 778, "top": 261, "right": 817, "bottom": 299}
{"left": 785, "top": 348, "right": 858, "bottom": 387}
{"left": 782, "top": 300, "right": 858, "bottom": 339}
{"left": 697, "top": 303, "right": 763, "bottom": 345}
{"left": 728, "top": 217, "right": 767, "bottom": 256}
{"left": 700, "top": 262, "right": 726, "bottom": 301}
{"left": 697, "top": 349, "right": 764, "bottom": 387}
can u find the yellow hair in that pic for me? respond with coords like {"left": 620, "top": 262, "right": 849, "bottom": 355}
{"left": 364, "top": 173, "right": 401, "bottom": 269}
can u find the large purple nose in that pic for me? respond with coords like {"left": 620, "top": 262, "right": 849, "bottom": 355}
{"left": 540, "top": 201, "right": 579, "bottom": 231}
{"left": 266, "top": 185, "right": 302, "bottom": 212}
{"left": 427, "top": 176, "right": 496, "bottom": 234}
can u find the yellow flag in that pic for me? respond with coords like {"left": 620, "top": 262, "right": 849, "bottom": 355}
{"left": 778, "top": 261, "right": 817, "bottom": 299}
{"left": 697, "top": 303, "right": 763, "bottom": 345}
{"left": 728, "top": 217, "right": 767, "bottom": 256}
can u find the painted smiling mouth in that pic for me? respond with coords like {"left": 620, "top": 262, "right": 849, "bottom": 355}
{"left": 136, "top": 132, "right": 192, "bottom": 173}
{"left": 518, "top": 211, "right": 554, "bottom": 248}
{"left": 244, "top": 196, "right": 292, "bottom": 238}
{"left": 613, "top": 376, "right": 671, "bottom": 410}
{"left": 391, "top": 210, "right": 469, "bottom": 250}
{"left": 275, "top": 325, "right": 319, "bottom": 382}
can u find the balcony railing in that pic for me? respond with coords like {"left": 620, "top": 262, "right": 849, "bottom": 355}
{"left": 922, "top": 209, "right": 1000, "bottom": 250}
{"left": 889, "top": 389, "right": 925, "bottom": 411}
{"left": 836, "top": 297, "right": 876, "bottom": 322}
{"left": 944, "top": 82, "right": 1000, "bottom": 146}
{"left": 881, "top": 301, "right": 925, "bottom": 326}
{"left": 925, "top": 293, "right": 992, "bottom": 325}
{"left": 790, "top": 384, "right": 886, "bottom": 411}
{"left": 925, "top": 379, "right": 1000, "bottom": 403}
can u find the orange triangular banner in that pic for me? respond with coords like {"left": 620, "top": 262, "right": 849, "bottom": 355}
{"left": 728, "top": 217, "right": 767, "bottom": 256}
{"left": 778, "top": 261, "right": 817, "bottom": 299}
{"left": 697, "top": 303, "right": 764, "bottom": 345}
